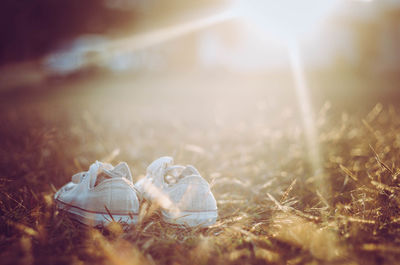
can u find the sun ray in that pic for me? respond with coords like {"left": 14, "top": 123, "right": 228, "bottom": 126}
{"left": 287, "top": 39, "right": 327, "bottom": 195}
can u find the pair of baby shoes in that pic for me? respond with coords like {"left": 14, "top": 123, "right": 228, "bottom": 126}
{"left": 54, "top": 157, "right": 218, "bottom": 227}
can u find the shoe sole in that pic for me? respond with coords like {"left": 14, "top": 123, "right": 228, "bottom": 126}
{"left": 55, "top": 199, "right": 138, "bottom": 226}
{"left": 162, "top": 210, "right": 217, "bottom": 227}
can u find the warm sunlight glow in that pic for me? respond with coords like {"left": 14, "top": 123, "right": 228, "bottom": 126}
{"left": 232, "top": 0, "right": 340, "bottom": 41}
{"left": 288, "top": 41, "right": 325, "bottom": 194}
{"left": 233, "top": 0, "right": 340, "bottom": 195}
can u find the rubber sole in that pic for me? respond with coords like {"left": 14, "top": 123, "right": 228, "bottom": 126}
{"left": 162, "top": 210, "right": 217, "bottom": 227}
{"left": 56, "top": 200, "right": 138, "bottom": 226}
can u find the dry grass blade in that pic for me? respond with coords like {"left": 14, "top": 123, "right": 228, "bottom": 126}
{"left": 370, "top": 180, "right": 400, "bottom": 194}
{"left": 280, "top": 178, "right": 297, "bottom": 203}
{"left": 101, "top": 149, "right": 121, "bottom": 164}
{"left": 11, "top": 222, "right": 39, "bottom": 238}
{"left": 337, "top": 215, "right": 376, "bottom": 225}
{"left": 339, "top": 164, "right": 358, "bottom": 181}
{"left": 362, "top": 119, "right": 379, "bottom": 140}
{"left": 104, "top": 205, "right": 116, "bottom": 223}
{"left": 369, "top": 144, "right": 393, "bottom": 174}
{"left": 361, "top": 243, "right": 400, "bottom": 254}
{"left": 267, "top": 193, "right": 286, "bottom": 211}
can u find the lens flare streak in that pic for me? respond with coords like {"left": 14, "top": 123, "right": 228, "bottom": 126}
{"left": 287, "top": 40, "right": 326, "bottom": 194}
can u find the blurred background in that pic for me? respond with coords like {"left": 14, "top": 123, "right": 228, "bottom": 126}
{"left": 1, "top": 0, "right": 400, "bottom": 109}
{"left": 1, "top": 0, "right": 400, "bottom": 166}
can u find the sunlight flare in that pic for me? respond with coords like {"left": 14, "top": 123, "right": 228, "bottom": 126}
{"left": 233, "top": 0, "right": 340, "bottom": 195}
{"left": 232, "top": 0, "right": 340, "bottom": 41}
{"left": 287, "top": 40, "right": 325, "bottom": 190}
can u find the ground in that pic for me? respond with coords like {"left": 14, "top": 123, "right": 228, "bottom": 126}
{"left": 1, "top": 70, "right": 400, "bottom": 265}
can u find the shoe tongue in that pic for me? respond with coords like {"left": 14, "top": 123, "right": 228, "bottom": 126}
{"left": 164, "top": 165, "right": 201, "bottom": 184}
{"left": 146, "top": 156, "right": 174, "bottom": 187}
{"left": 89, "top": 161, "right": 133, "bottom": 188}
{"left": 108, "top": 162, "right": 133, "bottom": 182}
{"left": 166, "top": 166, "right": 185, "bottom": 178}
{"left": 181, "top": 165, "right": 200, "bottom": 177}
{"left": 164, "top": 165, "right": 185, "bottom": 184}
{"left": 88, "top": 161, "right": 110, "bottom": 188}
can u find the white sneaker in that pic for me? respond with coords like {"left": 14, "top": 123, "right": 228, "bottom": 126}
{"left": 54, "top": 161, "right": 140, "bottom": 226}
{"left": 136, "top": 157, "right": 218, "bottom": 227}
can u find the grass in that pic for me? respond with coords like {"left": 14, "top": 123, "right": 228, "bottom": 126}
{"left": 1, "top": 73, "right": 400, "bottom": 265}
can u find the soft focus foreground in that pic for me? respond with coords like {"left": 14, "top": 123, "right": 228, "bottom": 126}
{"left": 1, "top": 72, "right": 400, "bottom": 265}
